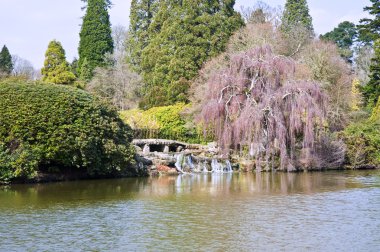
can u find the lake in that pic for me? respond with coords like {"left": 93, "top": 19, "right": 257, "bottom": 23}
{"left": 1, "top": 170, "right": 379, "bottom": 251}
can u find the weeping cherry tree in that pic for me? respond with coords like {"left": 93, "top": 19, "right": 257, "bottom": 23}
{"left": 199, "top": 46, "right": 344, "bottom": 171}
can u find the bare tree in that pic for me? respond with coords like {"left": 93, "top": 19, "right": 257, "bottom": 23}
{"left": 112, "top": 25, "right": 128, "bottom": 62}
{"left": 11, "top": 55, "right": 37, "bottom": 80}
{"left": 354, "top": 45, "right": 374, "bottom": 85}
{"left": 87, "top": 56, "right": 142, "bottom": 110}
{"left": 239, "top": 1, "right": 282, "bottom": 27}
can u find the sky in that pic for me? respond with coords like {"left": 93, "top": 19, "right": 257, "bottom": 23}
{"left": 0, "top": 0, "right": 372, "bottom": 69}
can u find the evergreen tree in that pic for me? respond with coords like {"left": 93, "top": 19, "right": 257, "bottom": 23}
{"left": 0, "top": 45, "right": 13, "bottom": 75}
{"left": 126, "top": 0, "right": 157, "bottom": 71}
{"left": 139, "top": 0, "right": 243, "bottom": 108}
{"left": 78, "top": 0, "right": 114, "bottom": 78}
{"left": 80, "top": 58, "right": 92, "bottom": 81}
{"left": 320, "top": 21, "right": 357, "bottom": 62}
{"left": 361, "top": 39, "right": 380, "bottom": 108}
{"left": 70, "top": 58, "right": 79, "bottom": 77}
{"left": 41, "top": 40, "right": 76, "bottom": 84}
{"left": 358, "top": 0, "right": 380, "bottom": 44}
{"left": 281, "top": 0, "right": 314, "bottom": 35}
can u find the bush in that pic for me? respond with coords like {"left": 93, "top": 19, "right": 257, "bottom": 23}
{"left": 0, "top": 82, "right": 135, "bottom": 182}
{"left": 341, "top": 99, "right": 380, "bottom": 168}
{"left": 120, "top": 103, "right": 202, "bottom": 143}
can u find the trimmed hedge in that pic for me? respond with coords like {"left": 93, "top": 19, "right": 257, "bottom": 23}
{"left": 0, "top": 82, "right": 135, "bottom": 182}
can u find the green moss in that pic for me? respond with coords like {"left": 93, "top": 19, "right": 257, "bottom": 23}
{"left": 0, "top": 82, "right": 135, "bottom": 182}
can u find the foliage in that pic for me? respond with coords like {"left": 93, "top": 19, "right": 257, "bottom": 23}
{"left": 126, "top": 0, "right": 157, "bottom": 72}
{"left": 358, "top": 0, "right": 380, "bottom": 44}
{"left": 341, "top": 101, "right": 380, "bottom": 169}
{"left": 86, "top": 56, "right": 143, "bottom": 110}
{"left": 0, "top": 45, "right": 13, "bottom": 76}
{"left": 361, "top": 39, "right": 380, "bottom": 109}
{"left": 120, "top": 103, "right": 201, "bottom": 143}
{"left": 320, "top": 21, "right": 357, "bottom": 61}
{"left": 0, "top": 82, "right": 135, "bottom": 181}
{"left": 137, "top": 0, "right": 243, "bottom": 108}
{"left": 78, "top": 0, "right": 114, "bottom": 78}
{"left": 297, "top": 41, "right": 354, "bottom": 131}
{"left": 281, "top": 0, "right": 314, "bottom": 35}
{"left": 198, "top": 46, "right": 345, "bottom": 171}
{"left": 351, "top": 79, "right": 362, "bottom": 111}
{"left": 193, "top": 22, "right": 354, "bottom": 132}
{"left": 41, "top": 40, "right": 76, "bottom": 84}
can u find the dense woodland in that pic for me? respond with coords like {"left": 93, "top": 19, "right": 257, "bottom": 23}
{"left": 0, "top": 0, "right": 380, "bottom": 181}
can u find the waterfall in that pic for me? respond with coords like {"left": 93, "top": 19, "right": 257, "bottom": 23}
{"left": 187, "top": 155, "right": 195, "bottom": 171}
{"left": 225, "top": 160, "right": 233, "bottom": 173}
{"left": 211, "top": 159, "right": 223, "bottom": 173}
{"left": 175, "top": 154, "right": 185, "bottom": 173}
{"left": 202, "top": 161, "right": 209, "bottom": 173}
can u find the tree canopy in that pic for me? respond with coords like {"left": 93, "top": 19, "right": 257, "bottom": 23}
{"left": 136, "top": 0, "right": 243, "bottom": 109}
{"left": 361, "top": 39, "right": 380, "bottom": 108}
{"left": 0, "top": 45, "right": 13, "bottom": 76}
{"left": 320, "top": 21, "right": 357, "bottom": 61}
{"left": 281, "top": 0, "right": 314, "bottom": 35}
{"left": 41, "top": 40, "right": 76, "bottom": 84}
{"left": 78, "top": 0, "right": 114, "bottom": 79}
{"left": 358, "top": 0, "right": 380, "bottom": 44}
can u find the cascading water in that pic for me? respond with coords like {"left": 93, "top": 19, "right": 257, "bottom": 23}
{"left": 203, "top": 161, "right": 209, "bottom": 173}
{"left": 225, "top": 160, "right": 233, "bottom": 173}
{"left": 211, "top": 159, "right": 222, "bottom": 173}
{"left": 175, "top": 153, "right": 186, "bottom": 173}
{"left": 175, "top": 154, "right": 233, "bottom": 174}
{"left": 187, "top": 155, "right": 195, "bottom": 171}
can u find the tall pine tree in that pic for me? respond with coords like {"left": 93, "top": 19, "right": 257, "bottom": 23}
{"left": 281, "top": 0, "right": 314, "bottom": 35}
{"left": 138, "top": 0, "right": 243, "bottom": 109}
{"left": 78, "top": 0, "right": 113, "bottom": 79}
{"left": 358, "top": 0, "right": 380, "bottom": 44}
{"left": 361, "top": 39, "right": 380, "bottom": 108}
{"left": 41, "top": 40, "right": 76, "bottom": 84}
{"left": 0, "top": 45, "right": 13, "bottom": 75}
{"left": 126, "top": 0, "right": 157, "bottom": 72}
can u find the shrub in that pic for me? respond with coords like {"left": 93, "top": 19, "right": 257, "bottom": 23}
{"left": 0, "top": 82, "right": 135, "bottom": 181}
{"left": 120, "top": 103, "right": 202, "bottom": 143}
{"left": 341, "top": 98, "right": 380, "bottom": 168}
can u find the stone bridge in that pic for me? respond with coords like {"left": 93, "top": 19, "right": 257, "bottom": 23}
{"left": 133, "top": 139, "right": 200, "bottom": 154}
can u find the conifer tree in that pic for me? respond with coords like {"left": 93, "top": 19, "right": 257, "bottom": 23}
{"left": 126, "top": 0, "right": 157, "bottom": 71}
{"left": 78, "top": 0, "right": 114, "bottom": 78}
{"left": 139, "top": 0, "right": 243, "bottom": 108}
{"left": 320, "top": 21, "right": 357, "bottom": 61}
{"left": 358, "top": 0, "right": 380, "bottom": 44}
{"left": 361, "top": 39, "right": 380, "bottom": 108}
{"left": 281, "top": 0, "right": 314, "bottom": 35}
{"left": 41, "top": 40, "right": 76, "bottom": 84}
{"left": 0, "top": 45, "right": 13, "bottom": 75}
{"left": 79, "top": 58, "right": 92, "bottom": 81}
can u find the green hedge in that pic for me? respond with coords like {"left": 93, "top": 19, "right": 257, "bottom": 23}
{"left": 341, "top": 98, "right": 380, "bottom": 168}
{"left": 0, "top": 82, "right": 135, "bottom": 182}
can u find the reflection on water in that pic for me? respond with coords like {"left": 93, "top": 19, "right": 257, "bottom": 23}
{"left": 0, "top": 171, "right": 379, "bottom": 251}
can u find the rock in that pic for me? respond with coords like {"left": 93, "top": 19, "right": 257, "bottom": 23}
{"left": 157, "top": 165, "right": 171, "bottom": 172}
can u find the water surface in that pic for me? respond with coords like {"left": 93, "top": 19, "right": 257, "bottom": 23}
{"left": 1, "top": 170, "right": 379, "bottom": 251}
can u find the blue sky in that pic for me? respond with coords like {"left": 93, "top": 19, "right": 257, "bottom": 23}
{"left": 0, "top": 0, "right": 371, "bottom": 69}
